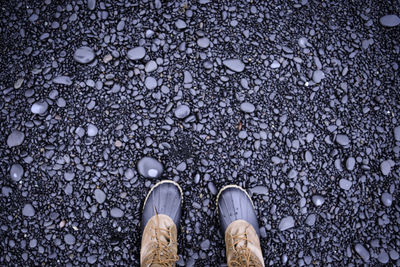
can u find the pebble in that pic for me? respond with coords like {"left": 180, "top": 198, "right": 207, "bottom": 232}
{"left": 145, "top": 76, "right": 157, "bottom": 90}
{"left": 31, "top": 100, "right": 48, "bottom": 114}
{"left": 305, "top": 214, "right": 316, "bottom": 226}
{"left": 127, "top": 47, "right": 146, "bottom": 60}
{"left": 378, "top": 250, "right": 389, "bottom": 264}
{"left": 175, "top": 19, "right": 187, "bottom": 29}
{"left": 94, "top": 189, "right": 106, "bottom": 204}
{"left": 240, "top": 102, "right": 255, "bottom": 113}
{"left": 298, "top": 37, "right": 308, "bottom": 48}
{"left": 394, "top": 126, "right": 400, "bottom": 141}
{"left": 346, "top": 157, "right": 355, "bottom": 171}
{"left": 279, "top": 216, "right": 294, "bottom": 231}
{"left": 110, "top": 207, "right": 124, "bottom": 218}
{"left": 53, "top": 76, "right": 72, "bottom": 86}
{"left": 10, "top": 164, "right": 24, "bottom": 182}
{"left": 305, "top": 151, "right": 312, "bottom": 163}
{"left": 22, "top": 204, "right": 35, "bottom": 217}
{"left": 87, "top": 123, "right": 98, "bottom": 137}
{"left": 174, "top": 105, "right": 190, "bottom": 119}
{"left": 88, "top": 0, "right": 96, "bottom": 10}
{"left": 312, "top": 195, "right": 325, "bottom": 206}
{"left": 339, "top": 179, "right": 352, "bottom": 190}
{"left": 7, "top": 130, "right": 25, "bottom": 147}
{"left": 64, "top": 234, "right": 76, "bottom": 245}
{"left": 379, "top": 15, "right": 400, "bottom": 27}
{"left": 200, "top": 239, "right": 210, "bottom": 250}
{"left": 73, "top": 46, "right": 95, "bottom": 64}
{"left": 223, "top": 59, "right": 245, "bottom": 72}
{"left": 64, "top": 172, "right": 75, "bottom": 181}
{"left": 145, "top": 60, "right": 157, "bottom": 72}
{"left": 312, "top": 70, "right": 325, "bottom": 83}
{"left": 381, "top": 192, "right": 392, "bottom": 207}
{"left": 137, "top": 157, "right": 163, "bottom": 178}
{"left": 380, "top": 160, "right": 391, "bottom": 176}
{"left": 355, "top": 243, "right": 370, "bottom": 263}
{"left": 197, "top": 37, "right": 210, "bottom": 48}
{"left": 270, "top": 60, "right": 280, "bottom": 69}
{"left": 184, "top": 70, "right": 193, "bottom": 83}
{"left": 390, "top": 250, "right": 399, "bottom": 260}
{"left": 336, "top": 134, "right": 350, "bottom": 146}
{"left": 14, "top": 78, "right": 24, "bottom": 89}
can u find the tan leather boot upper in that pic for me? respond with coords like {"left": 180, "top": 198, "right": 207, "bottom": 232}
{"left": 140, "top": 213, "right": 179, "bottom": 267}
{"left": 225, "top": 219, "right": 265, "bottom": 267}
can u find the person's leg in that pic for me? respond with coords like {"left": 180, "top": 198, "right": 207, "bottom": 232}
{"left": 217, "top": 185, "right": 265, "bottom": 267}
{"left": 141, "top": 180, "right": 183, "bottom": 267}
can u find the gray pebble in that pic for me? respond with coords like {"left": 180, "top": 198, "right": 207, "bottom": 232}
{"left": 88, "top": 0, "right": 96, "bottom": 10}
{"left": 339, "top": 179, "right": 352, "bottom": 190}
{"left": 200, "top": 239, "right": 210, "bottom": 250}
{"left": 380, "top": 160, "right": 391, "bottom": 176}
{"left": 379, "top": 15, "right": 400, "bottom": 27}
{"left": 22, "top": 204, "right": 35, "bottom": 217}
{"left": 94, "top": 189, "right": 106, "bottom": 204}
{"left": 197, "top": 37, "right": 210, "bottom": 48}
{"left": 381, "top": 192, "right": 392, "bottom": 207}
{"left": 110, "top": 207, "right": 124, "bottom": 218}
{"left": 336, "top": 134, "right": 350, "bottom": 146}
{"left": 305, "top": 214, "right": 316, "bottom": 226}
{"left": 240, "top": 102, "right": 255, "bottom": 113}
{"left": 223, "top": 59, "right": 245, "bottom": 72}
{"left": 312, "top": 195, "right": 325, "bottom": 206}
{"left": 64, "top": 234, "right": 76, "bottom": 245}
{"left": 145, "top": 76, "right": 157, "bottom": 90}
{"left": 137, "top": 157, "right": 163, "bottom": 178}
{"left": 378, "top": 250, "right": 389, "bottom": 264}
{"left": 31, "top": 100, "right": 48, "bottom": 114}
{"left": 145, "top": 60, "right": 157, "bottom": 73}
{"left": 73, "top": 46, "right": 95, "bottom": 64}
{"left": 279, "top": 216, "right": 294, "bottom": 231}
{"left": 7, "top": 130, "right": 25, "bottom": 147}
{"left": 184, "top": 70, "right": 193, "bottom": 83}
{"left": 127, "top": 47, "right": 146, "bottom": 60}
{"left": 174, "top": 105, "right": 190, "bottom": 119}
{"left": 87, "top": 123, "right": 98, "bottom": 137}
{"left": 390, "top": 250, "right": 399, "bottom": 260}
{"left": 346, "top": 157, "right": 355, "bottom": 171}
{"left": 394, "top": 126, "right": 400, "bottom": 141}
{"left": 305, "top": 151, "right": 312, "bottom": 163}
{"left": 298, "top": 37, "right": 308, "bottom": 48}
{"left": 53, "top": 76, "right": 72, "bottom": 86}
{"left": 355, "top": 243, "right": 370, "bottom": 263}
{"left": 10, "top": 164, "right": 24, "bottom": 182}
{"left": 175, "top": 19, "right": 187, "bottom": 29}
{"left": 64, "top": 172, "right": 75, "bottom": 181}
{"left": 270, "top": 60, "right": 280, "bottom": 69}
{"left": 312, "top": 70, "right": 325, "bottom": 83}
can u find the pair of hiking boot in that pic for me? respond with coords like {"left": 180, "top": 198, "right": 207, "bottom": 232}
{"left": 140, "top": 180, "right": 265, "bottom": 267}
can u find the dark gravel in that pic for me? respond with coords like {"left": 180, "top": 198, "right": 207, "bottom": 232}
{"left": 1, "top": 0, "right": 400, "bottom": 266}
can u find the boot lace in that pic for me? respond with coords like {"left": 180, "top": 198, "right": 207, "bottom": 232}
{"left": 228, "top": 227, "right": 263, "bottom": 267}
{"left": 143, "top": 208, "right": 179, "bottom": 267}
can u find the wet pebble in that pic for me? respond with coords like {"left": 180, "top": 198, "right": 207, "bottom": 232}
{"left": 31, "top": 100, "right": 48, "bottom": 114}
{"left": 87, "top": 124, "right": 98, "bottom": 137}
{"left": 379, "top": 15, "right": 400, "bottom": 27}
{"left": 378, "top": 250, "right": 389, "bottom": 264}
{"left": 197, "top": 37, "right": 210, "bottom": 48}
{"left": 200, "top": 239, "right": 210, "bottom": 250}
{"left": 127, "top": 47, "right": 146, "bottom": 60}
{"left": 336, "top": 134, "right": 350, "bottom": 146}
{"left": 240, "top": 102, "right": 255, "bottom": 113}
{"left": 355, "top": 243, "right": 370, "bottom": 263}
{"left": 10, "top": 164, "right": 24, "bottom": 182}
{"left": 22, "top": 204, "right": 35, "bottom": 217}
{"left": 110, "top": 208, "right": 124, "bottom": 218}
{"left": 145, "top": 77, "right": 157, "bottom": 90}
{"left": 312, "top": 70, "right": 325, "bottom": 83}
{"left": 174, "top": 105, "right": 190, "bottom": 119}
{"left": 175, "top": 19, "right": 187, "bottom": 29}
{"left": 223, "top": 59, "right": 245, "bottom": 72}
{"left": 53, "top": 76, "right": 72, "bottom": 86}
{"left": 94, "top": 189, "right": 106, "bottom": 204}
{"left": 339, "top": 179, "right": 352, "bottom": 190}
{"left": 7, "top": 130, "right": 25, "bottom": 147}
{"left": 64, "top": 172, "right": 75, "bottom": 181}
{"left": 279, "top": 216, "right": 294, "bottom": 231}
{"left": 137, "top": 157, "right": 163, "bottom": 178}
{"left": 381, "top": 192, "right": 392, "bottom": 207}
{"left": 145, "top": 60, "right": 157, "bottom": 73}
{"left": 270, "top": 60, "right": 280, "bottom": 69}
{"left": 312, "top": 195, "right": 325, "bottom": 206}
{"left": 346, "top": 157, "right": 355, "bottom": 171}
{"left": 305, "top": 214, "right": 316, "bottom": 226}
{"left": 394, "top": 126, "right": 400, "bottom": 141}
{"left": 380, "top": 160, "right": 391, "bottom": 176}
{"left": 73, "top": 46, "right": 95, "bottom": 64}
{"left": 64, "top": 234, "right": 76, "bottom": 245}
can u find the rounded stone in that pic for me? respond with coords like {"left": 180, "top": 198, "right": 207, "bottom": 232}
{"left": 73, "top": 46, "right": 95, "bottom": 64}
{"left": 336, "top": 134, "right": 350, "bottom": 146}
{"left": 380, "top": 160, "right": 391, "bottom": 176}
{"left": 22, "top": 204, "right": 35, "bottom": 217}
{"left": 379, "top": 15, "right": 400, "bottom": 27}
{"left": 240, "top": 102, "right": 255, "bottom": 113}
{"left": 378, "top": 250, "right": 389, "bottom": 264}
{"left": 7, "top": 130, "right": 25, "bottom": 147}
{"left": 87, "top": 124, "right": 98, "bottom": 137}
{"left": 355, "top": 243, "right": 370, "bottom": 263}
{"left": 145, "top": 60, "right": 157, "bottom": 73}
{"left": 312, "top": 70, "right": 325, "bottom": 83}
{"left": 279, "top": 216, "right": 294, "bottom": 231}
{"left": 197, "top": 37, "right": 210, "bottom": 48}
{"left": 346, "top": 157, "right": 355, "bottom": 171}
{"left": 31, "top": 100, "right": 48, "bottom": 114}
{"left": 94, "top": 189, "right": 106, "bottom": 204}
{"left": 174, "top": 105, "right": 190, "bottom": 119}
{"left": 64, "top": 234, "right": 76, "bottom": 245}
{"left": 137, "top": 157, "right": 163, "bottom": 178}
{"left": 312, "top": 195, "right": 325, "bottom": 206}
{"left": 110, "top": 207, "right": 124, "bottom": 218}
{"left": 339, "top": 179, "right": 352, "bottom": 190}
{"left": 127, "top": 47, "right": 146, "bottom": 60}
{"left": 381, "top": 192, "right": 392, "bottom": 207}
{"left": 10, "top": 164, "right": 24, "bottom": 182}
{"left": 145, "top": 76, "right": 157, "bottom": 90}
{"left": 223, "top": 59, "right": 245, "bottom": 72}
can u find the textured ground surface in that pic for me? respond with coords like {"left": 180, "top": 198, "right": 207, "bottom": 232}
{"left": 1, "top": 0, "right": 400, "bottom": 266}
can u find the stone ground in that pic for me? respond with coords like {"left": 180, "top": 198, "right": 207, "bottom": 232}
{"left": 1, "top": 0, "right": 400, "bottom": 266}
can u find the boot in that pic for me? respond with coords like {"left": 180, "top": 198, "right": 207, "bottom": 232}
{"left": 141, "top": 180, "right": 183, "bottom": 267}
{"left": 217, "top": 185, "right": 265, "bottom": 267}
